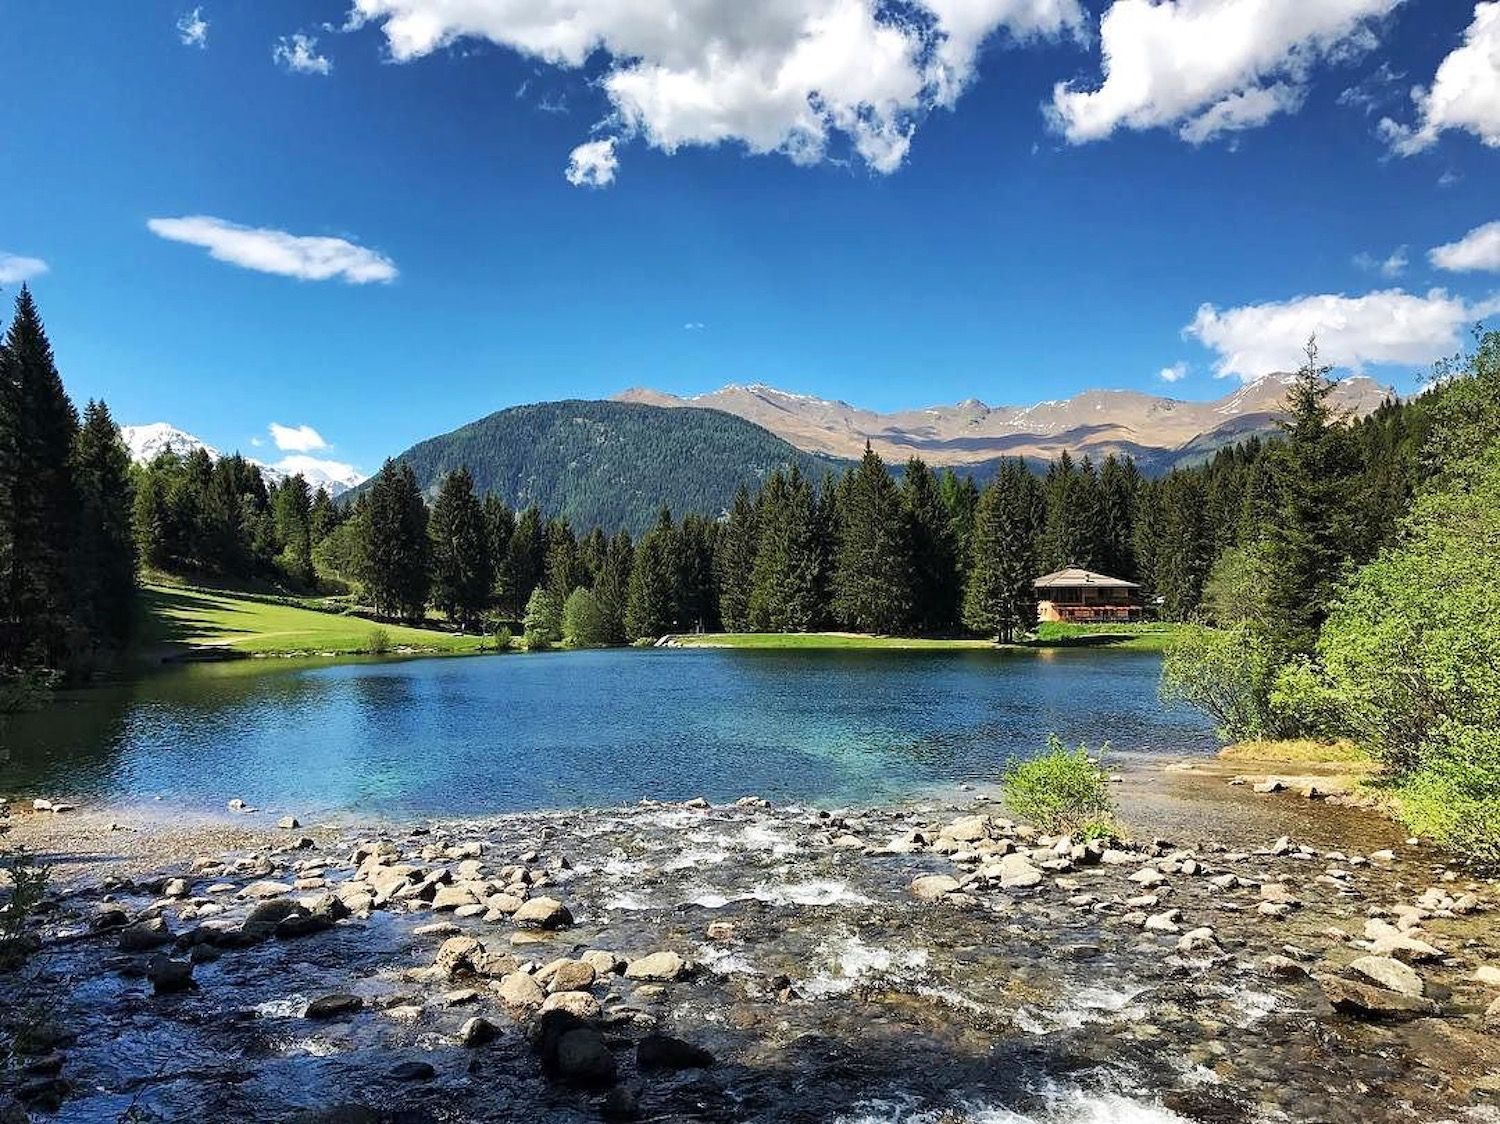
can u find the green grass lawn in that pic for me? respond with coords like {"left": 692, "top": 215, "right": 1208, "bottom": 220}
{"left": 671, "top": 623, "right": 1188, "bottom": 652}
{"left": 138, "top": 582, "right": 489, "bottom": 659}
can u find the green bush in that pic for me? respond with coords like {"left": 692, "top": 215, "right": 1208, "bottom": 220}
{"left": 363, "top": 627, "right": 392, "bottom": 656}
{"left": 562, "top": 587, "right": 609, "bottom": 648}
{"left": 1002, "top": 736, "right": 1116, "bottom": 837}
{"left": 489, "top": 626, "right": 513, "bottom": 652}
{"left": 1159, "top": 625, "right": 1277, "bottom": 742}
{"left": 0, "top": 849, "right": 50, "bottom": 971}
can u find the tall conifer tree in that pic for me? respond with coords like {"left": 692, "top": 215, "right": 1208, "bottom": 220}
{"left": 831, "top": 446, "right": 913, "bottom": 633}
{"left": 428, "top": 467, "right": 492, "bottom": 627}
{"left": 963, "top": 460, "right": 1040, "bottom": 642}
{"left": 72, "top": 400, "right": 137, "bottom": 650}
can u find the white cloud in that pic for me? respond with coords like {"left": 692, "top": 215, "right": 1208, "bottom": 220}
{"left": 1185, "top": 287, "right": 1500, "bottom": 381}
{"left": 177, "top": 7, "right": 209, "bottom": 48}
{"left": 269, "top": 454, "right": 366, "bottom": 490}
{"left": 269, "top": 422, "right": 331, "bottom": 453}
{"left": 1158, "top": 361, "right": 1189, "bottom": 383}
{"left": 348, "top": 0, "right": 1085, "bottom": 183}
{"left": 1429, "top": 220, "right": 1500, "bottom": 272}
{"left": 1353, "top": 245, "right": 1408, "bottom": 277}
{"left": 0, "top": 252, "right": 49, "bottom": 285}
{"left": 147, "top": 215, "right": 397, "bottom": 283}
{"left": 1381, "top": 2, "right": 1500, "bottom": 153}
{"left": 565, "top": 138, "right": 619, "bottom": 187}
{"left": 1050, "top": 0, "right": 1399, "bottom": 144}
{"left": 274, "top": 32, "right": 334, "bottom": 75}
{"left": 683, "top": 321, "right": 706, "bottom": 331}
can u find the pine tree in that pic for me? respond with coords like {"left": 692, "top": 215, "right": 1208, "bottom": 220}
{"left": 902, "top": 458, "right": 959, "bottom": 633}
{"left": 715, "top": 485, "right": 758, "bottom": 632}
{"left": 543, "top": 517, "right": 586, "bottom": 607}
{"left": 1155, "top": 471, "right": 1211, "bottom": 620}
{"left": 71, "top": 400, "right": 137, "bottom": 650}
{"left": 132, "top": 464, "right": 172, "bottom": 571}
{"left": 625, "top": 506, "right": 676, "bottom": 640}
{"left": 1097, "top": 455, "right": 1140, "bottom": 579}
{"left": 594, "top": 530, "right": 634, "bottom": 644}
{"left": 675, "top": 511, "right": 718, "bottom": 632}
{"left": 963, "top": 460, "right": 1040, "bottom": 642}
{"left": 831, "top": 445, "right": 913, "bottom": 633}
{"left": 360, "top": 460, "right": 431, "bottom": 621}
{"left": 748, "top": 468, "right": 824, "bottom": 632}
{"left": 0, "top": 287, "right": 80, "bottom": 668}
{"left": 1260, "top": 337, "right": 1357, "bottom": 657}
{"left": 497, "top": 506, "right": 543, "bottom": 617}
{"left": 309, "top": 486, "right": 340, "bottom": 545}
{"left": 271, "top": 474, "right": 315, "bottom": 587}
{"left": 428, "top": 467, "right": 492, "bottom": 628}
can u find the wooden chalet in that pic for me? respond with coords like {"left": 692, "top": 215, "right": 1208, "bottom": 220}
{"left": 1033, "top": 566, "right": 1144, "bottom": 623}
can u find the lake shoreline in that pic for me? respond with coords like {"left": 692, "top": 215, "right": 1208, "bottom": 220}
{"left": 4, "top": 756, "right": 1498, "bottom": 1121}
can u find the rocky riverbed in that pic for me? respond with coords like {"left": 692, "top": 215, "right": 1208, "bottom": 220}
{"left": 2, "top": 773, "right": 1499, "bottom": 1123}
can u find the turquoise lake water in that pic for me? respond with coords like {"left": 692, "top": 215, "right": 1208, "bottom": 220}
{"left": 0, "top": 648, "right": 1215, "bottom": 817}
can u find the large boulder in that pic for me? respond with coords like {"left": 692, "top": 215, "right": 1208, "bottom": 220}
{"left": 512, "top": 896, "right": 574, "bottom": 929}
{"left": 910, "top": 874, "right": 960, "bottom": 901}
{"left": 1317, "top": 975, "right": 1438, "bottom": 1020}
{"left": 1346, "top": 955, "right": 1425, "bottom": 998}
{"left": 999, "top": 853, "right": 1044, "bottom": 890}
{"left": 637, "top": 1034, "right": 715, "bottom": 1070}
{"left": 625, "top": 951, "right": 685, "bottom": 982}
{"left": 495, "top": 972, "right": 546, "bottom": 1013}
{"left": 119, "top": 917, "right": 173, "bottom": 952}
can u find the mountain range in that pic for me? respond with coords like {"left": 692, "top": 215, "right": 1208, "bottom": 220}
{"left": 121, "top": 423, "right": 366, "bottom": 497}
{"left": 130, "top": 372, "right": 1395, "bottom": 532}
{"left": 616, "top": 374, "right": 1392, "bottom": 470}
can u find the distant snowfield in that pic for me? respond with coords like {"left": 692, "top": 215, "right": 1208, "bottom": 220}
{"left": 121, "top": 422, "right": 366, "bottom": 496}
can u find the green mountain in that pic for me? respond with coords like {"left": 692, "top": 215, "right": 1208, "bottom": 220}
{"left": 369, "top": 400, "right": 848, "bottom": 533}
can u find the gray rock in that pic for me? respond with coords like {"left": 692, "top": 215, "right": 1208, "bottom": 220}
{"left": 1364, "top": 919, "right": 1444, "bottom": 963}
{"left": 999, "top": 853, "right": 1044, "bottom": 889}
{"left": 305, "top": 993, "right": 364, "bottom": 1019}
{"left": 495, "top": 972, "right": 546, "bottom": 1012}
{"left": 512, "top": 896, "right": 574, "bottom": 929}
{"left": 277, "top": 816, "right": 301, "bottom": 830}
{"left": 546, "top": 959, "right": 597, "bottom": 993}
{"left": 541, "top": 990, "right": 603, "bottom": 1020}
{"left": 388, "top": 1061, "right": 435, "bottom": 1081}
{"left": 118, "top": 917, "right": 172, "bottom": 952}
{"left": 434, "top": 935, "right": 486, "bottom": 977}
{"left": 459, "top": 1016, "right": 498, "bottom": 1046}
{"left": 1317, "top": 974, "right": 1438, "bottom": 1020}
{"left": 1346, "top": 955, "right": 1424, "bottom": 998}
{"left": 910, "top": 874, "right": 960, "bottom": 900}
{"left": 553, "top": 1027, "right": 616, "bottom": 1085}
{"left": 148, "top": 955, "right": 194, "bottom": 993}
{"left": 625, "top": 951, "right": 685, "bottom": 982}
{"left": 241, "top": 899, "right": 305, "bottom": 941}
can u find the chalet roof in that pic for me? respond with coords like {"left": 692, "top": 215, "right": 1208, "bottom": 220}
{"left": 1033, "top": 566, "right": 1141, "bottom": 590}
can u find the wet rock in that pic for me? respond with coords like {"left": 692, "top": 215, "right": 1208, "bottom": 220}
{"left": 431, "top": 885, "right": 480, "bottom": 911}
{"left": 637, "top": 1033, "right": 715, "bottom": 1070}
{"left": 1345, "top": 955, "right": 1424, "bottom": 998}
{"left": 1474, "top": 965, "right": 1500, "bottom": 987}
{"left": 705, "top": 921, "right": 735, "bottom": 942}
{"left": 1317, "top": 975, "right": 1438, "bottom": 1020}
{"left": 239, "top": 880, "right": 294, "bottom": 900}
{"left": 163, "top": 878, "right": 190, "bottom": 898}
{"left": 542, "top": 991, "right": 603, "bottom": 1020}
{"left": 389, "top": 1060, "right": 435, "bottom": 1081}
{"left": 626, "top": 951, "right": 685, "bottom": 982}
{"left": 1177, "top": 927, "right": 1219, "bottom": 954}
{"left": 495, "top": 972, "right": 546, "bottom": 1013}
{"left": 277, "top": 815, "right": 301, "bottom": 830}
{"left": 305, "top": 993, "right": 364, "bottom": 1019}
{"left": 148, "top": 954, "right": 194, "bottom": 993}
{"left": 544, "top": 959, "right": 597, "bottom": 993}
{"left": 1365, "top": 919, "right": 1444, "bottom": 963}
{"left": 435, "top": 935, "right": 486, "bottom": 977}
{"left": 118, "top": 917, "right": 172, "bottom": 952}
{"left": 1128, "top": 868, "right": 1166, "bottom": 888}
{"left": 535, "top": 1011, "right": 617, "bottom": 1086}
{"left": 1144, "top": 909, "right": 1181, "bottom": 933}
{"left": 413, "top": 921, "right": 461, "bottom": 938}
{"left": 241, "top": 899, "right": 305, "bottom": 940}
{"left": 582, "top": 950, "right": 625, "bottom": 976}
{"left": 459, "top": 1016, "right": 498, "bottom": 1045}
{"left": 512, "top": 896, "right": 573, "bottom": 929}
{"left": 999, "top": 853, "right": 1044, "bottom": 890}
{"left": 275, "top": 910, "right": 333, "bottom": 939}
{"left": 940, "top": 815, "right": 991, "bottom": 842}
{"left": 910, "top": 874, "right": 960, "bottom": 901}
{"left": 1262, "top": 955, "right": 1309, "bottom": 979}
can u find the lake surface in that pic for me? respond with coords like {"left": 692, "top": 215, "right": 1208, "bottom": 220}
{"left": 0, "top": 648, "right": 1215, "bottom": 817}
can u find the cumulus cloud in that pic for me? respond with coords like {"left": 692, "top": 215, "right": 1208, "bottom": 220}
{"left": 1353, "top": 245, "right": 1408, "bottom": 277}
{"left": 269, "top": 423, "right": 330, "bottom": 453}
{"left": 177, "top": 6, "right": 208, "bottom": 48}
{"left": 1429, "top": 220, "right": 1500, "bottom": 272}
{"left": 147, "top": 216, "right": 397, "bottom": 283}
{"left": 274, "top": 32, "right": 333, "bottom": 75}
{"left": 1381, "top": 2, "right": 1500, "bottom": 153}
{"left": 0, "top": 252, "right": 49, "bottom": 285}
{"left": 347, "top": 0, "right": 1086, "bottom": 182}
{"left": 565, "top": 138, "right": 619, "bottom": 187}
{"left": 1185, "top": 287, "right": 1500, "bottom": 381}
{"left": 1158, "top": 361, "right": 1189, "bottom": 383}
{"left": 1050, "top": 0, "right": 1399, "bottom": 144}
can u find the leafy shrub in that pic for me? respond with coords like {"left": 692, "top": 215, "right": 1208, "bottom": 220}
{"left": 523, "top": 587, "right": 563, "bottom": 645}
{"left": 562, "top": 588, "right": 609, "bottom": 648}
{"left": 0, "top": 849, "right": 50, "bottom": 971}
{"left": 489, "top": 626, "right": 513, "bottom": 652}
{"left": 1267, "top": 655, "right": 1345, "bottom": 737}
{"left": 0, "top": 669, "right": 59, "bottom": 715}
{"left": 1159, "top": 625, "right": 1277, "bottom": 742}
{"left": 1002, "top": 736, "right": 1116, "bottom": 837}
{"left": 363, "top": 627, "right": 392, "bottom": 656}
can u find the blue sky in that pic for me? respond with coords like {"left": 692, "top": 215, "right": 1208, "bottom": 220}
{"left": 2, "top": 0, "right": 1498, "bottom": 480}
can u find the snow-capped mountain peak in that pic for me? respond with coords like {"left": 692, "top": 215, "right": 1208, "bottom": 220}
{"left": 120, "top": 423, "right": 366, "bottom": 497}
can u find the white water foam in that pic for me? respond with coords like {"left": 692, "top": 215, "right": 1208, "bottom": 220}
{"left": 801, "top": 933, "right": 930, "bottom": 999}
{"left": 683, "top": 879, "right": 872, "bottom": 910}
{"left": 833, "top": 1086, "right": 1193, "bottom": 1123}
{"left": 1013, "top": 984, "right": 1148, "bottom": 1033}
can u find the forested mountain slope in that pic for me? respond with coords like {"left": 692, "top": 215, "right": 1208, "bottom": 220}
{"left": 367, "top": 400, "right": 848, "bottom": 533}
